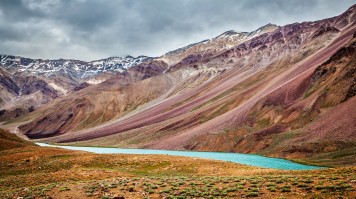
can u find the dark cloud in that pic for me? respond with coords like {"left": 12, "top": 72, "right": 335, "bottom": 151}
{"left": 0, "top": 0, "right": 354, "bottom": 60}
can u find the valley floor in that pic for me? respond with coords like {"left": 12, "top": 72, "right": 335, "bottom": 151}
{"left": 0, "top": 146, "right": 355, "bottom": 199}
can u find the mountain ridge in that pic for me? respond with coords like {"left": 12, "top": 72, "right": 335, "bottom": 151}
{"left": 0, "top": 54, "right": 152, "bottom": 79}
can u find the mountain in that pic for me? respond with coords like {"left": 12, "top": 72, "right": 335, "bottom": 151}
{"left": 0, "top": 67, "right": 61, "bottom": 120}
{"left": 0, "top": 55, "right": 152, "bottom": 79}
{"left": 161, "top": 23, "right": 278, "bottom": 67}
{"left": 1, "top": 5, "right": 356, "bottom": 165}
{"left": 0, "top": 23, "right": 278, "bottom": 122}
{"left": 0, "top": 55, "right": 154, "bottom": 121}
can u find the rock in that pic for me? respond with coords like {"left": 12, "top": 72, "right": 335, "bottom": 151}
{"left": 113, "top": 195, "right": 125, "bottom": 199}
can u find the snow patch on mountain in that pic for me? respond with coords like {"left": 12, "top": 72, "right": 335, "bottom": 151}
{"left": 162, "top": 23, "right": 279, "bottom": 65}
{"left": 0, "top": 55, "right": 152, "bottom": 79}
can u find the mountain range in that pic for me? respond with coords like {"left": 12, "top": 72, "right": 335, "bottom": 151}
{"left": 1, "top": 4, "right": 355, "bottom": 166}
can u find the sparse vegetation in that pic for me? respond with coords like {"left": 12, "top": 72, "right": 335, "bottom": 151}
{"left": 0, "top": 145, "right": 355, "bottom": 198}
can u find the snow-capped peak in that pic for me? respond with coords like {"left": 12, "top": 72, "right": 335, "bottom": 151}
{"left": 215, "top": 30, "right": 248, "bottom": 39}
{"left": 0, "top": 55, "right": 152, "bottom": 79}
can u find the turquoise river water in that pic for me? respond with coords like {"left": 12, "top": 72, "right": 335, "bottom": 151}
{"left": 36, "top": 143, "right": 323, "bottom": 170}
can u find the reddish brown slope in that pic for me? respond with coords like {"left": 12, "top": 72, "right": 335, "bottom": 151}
{"left": 147, "top": 22, "right": 356, "bottom": 150}
{"left": 184, "top": 32, "right": 356, "bottom": 164}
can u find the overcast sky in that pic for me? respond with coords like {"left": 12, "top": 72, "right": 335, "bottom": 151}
{"left": 0, "top": 0, "right": 355, "bottom": 61}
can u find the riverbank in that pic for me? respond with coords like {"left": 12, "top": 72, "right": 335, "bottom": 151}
{"left": 0, "top": 145, "right": 355, "bottom": 198}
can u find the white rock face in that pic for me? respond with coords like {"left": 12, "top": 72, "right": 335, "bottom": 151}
{"left": 49, "top": 82, "right": 68, "bottom": 94}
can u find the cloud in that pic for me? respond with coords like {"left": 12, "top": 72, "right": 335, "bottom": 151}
{"left": 0, "top": 0, "right": 354, "bottom": 61}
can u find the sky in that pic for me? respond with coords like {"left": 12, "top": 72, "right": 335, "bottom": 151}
{"left": 0, "top": 0, "right": 355, "bottom": 61}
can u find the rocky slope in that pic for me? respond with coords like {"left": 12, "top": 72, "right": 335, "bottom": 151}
{"left": 161, "top": 23, "right": 278, "bottom": 67}
{"left": 0, "top": 128, "right": 35, "bottom": 151}
{"left": 0, "top": 68, "right": 61, "bottom": 120}
{"left": 187, "top": 34, "right": 356, "bottom": 161}
{"left": 0, "top": 55, "right": 155, "bottom": 121}
{"left": 1, "top": 5, "right": 356, "bottom": 164}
